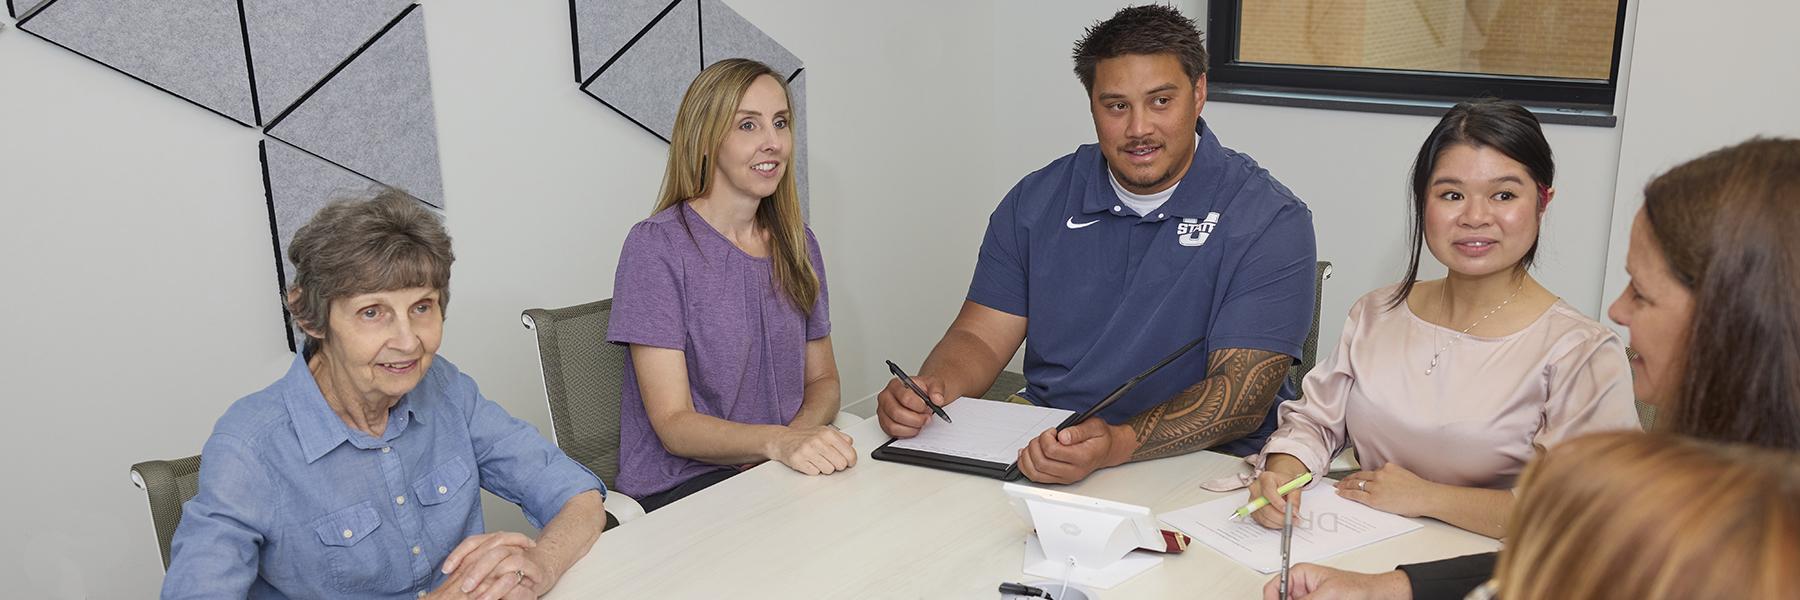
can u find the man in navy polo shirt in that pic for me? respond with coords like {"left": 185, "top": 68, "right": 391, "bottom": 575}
{"left": 877, "top": 5, "right": 1316, "bottom": 484}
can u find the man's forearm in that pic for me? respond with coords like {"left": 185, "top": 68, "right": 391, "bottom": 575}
{"left": 918, "top": 328, "right": 1012, "bottom": 400}
{"left": 1125, "top": 348, "right": 1291, "bottom": 461}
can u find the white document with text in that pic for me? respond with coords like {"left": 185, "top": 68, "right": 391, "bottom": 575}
{"left": 1160, "top": 483, "right": 1423, "bottom": 573}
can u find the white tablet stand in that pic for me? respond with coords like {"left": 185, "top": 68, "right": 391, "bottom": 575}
{"left": 1005, "top": 483, "right": 1164, "bottom": 589}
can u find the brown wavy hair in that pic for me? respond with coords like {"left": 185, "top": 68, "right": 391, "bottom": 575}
{"left": 1641, "top": 137, "right": 1800, "bottom": 450}
{"left": 1495, "top": 431, "right": 1800, "bottom": 600}
{"left": 653, "top": 58, "right": 817, "bottom": 312}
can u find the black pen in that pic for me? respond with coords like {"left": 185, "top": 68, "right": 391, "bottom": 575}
{"left": 886, "top": 360, "right": 951, "bottom": 424}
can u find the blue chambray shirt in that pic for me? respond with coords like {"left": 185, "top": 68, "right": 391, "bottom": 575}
{"left": 161, "top": 351, "right": 604, "bottom": 599}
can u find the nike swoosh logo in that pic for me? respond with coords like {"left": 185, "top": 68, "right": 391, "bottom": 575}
{"left": 1066, "top": 217, "right": 1099, "bottom": 229}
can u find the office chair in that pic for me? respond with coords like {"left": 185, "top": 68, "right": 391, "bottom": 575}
{"left": 980, "top": 369, "right": 1029, "bottom": 402}
{"left": 1292, "top": 261, "right": 1333, "bottom": 399}
{"left": 130, "top": 454, "right": 202, "bottom": 570}
{"left": 523, "top": 299, "right": 644, "bottom": 528}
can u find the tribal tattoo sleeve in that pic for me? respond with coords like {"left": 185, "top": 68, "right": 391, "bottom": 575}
{"left": 1125, "top": 347, "right": 1291, "bottom": 462}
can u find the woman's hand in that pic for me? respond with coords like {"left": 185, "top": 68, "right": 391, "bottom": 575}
{"left": 434, "top": 532, "right": 557, "bottom": 600}
{"left": 1249, "top": 453, "right": 1309, "bottom": 529}
{"left": 1262, "top": 564, "right": 1412, "bottom": 600}
{"left": 1336, "top": 463, "right": 1440, "bottom": 518}
{"left": 767, "top": 425, "right": 857, "bottom": 475}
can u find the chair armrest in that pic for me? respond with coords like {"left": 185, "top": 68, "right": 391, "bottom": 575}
{"left": 605, "top": 492, "right": 645, "bottom": 526}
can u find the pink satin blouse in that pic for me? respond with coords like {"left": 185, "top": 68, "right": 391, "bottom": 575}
{"left": 1257, "top": 284, "right": 1642, "bottom": 489}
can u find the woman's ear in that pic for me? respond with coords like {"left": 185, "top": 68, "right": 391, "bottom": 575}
{"left": 286, "top": 287, "right": 325, "bottom": 340}
{"left": 1539, "top": 184, "right": 1556, "bottom": 213}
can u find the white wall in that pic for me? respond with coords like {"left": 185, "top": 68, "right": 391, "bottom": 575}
{"left": 1598, "top": 0, "right": 1800, "bottom": 327}
{"left": 0, "top": 0, "right": 1787, "bottom": 596}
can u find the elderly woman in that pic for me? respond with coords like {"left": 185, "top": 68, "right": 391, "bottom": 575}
{"left": 162, "top": 191, "right": 605, "bottom": 600}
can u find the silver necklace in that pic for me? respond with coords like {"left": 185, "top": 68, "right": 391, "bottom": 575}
{"left": 1425, "top": 281, "right": 1523, "bottom": 376}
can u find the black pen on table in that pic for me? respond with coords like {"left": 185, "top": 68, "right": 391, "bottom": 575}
{"left": 885, "top": 360, "right": 951, "bottom": 423}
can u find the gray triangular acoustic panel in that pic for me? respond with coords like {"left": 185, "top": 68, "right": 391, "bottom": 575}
{"left": 572, "top": 0, "right": 675, "bottom": 84}
{"left": 790, "top": 69, "right": 808, "bottom": 222}
{"left": 699, "top": 0, "right": 800, "bottom": 79}
{"left": 581, "top": 0, "right": 699, "bottom": 141}
{"left": 9, "top": 0, "right": 49, "bottom": 20}
{"left": 266, "top": 6, "right": 445, "bottom": 208}
{"left": 261, "top": 139, "right": 381, "bottom": 352}
{"left": 18, "top": 0, "right": 256, "bottom": 125}
{"left": 242, "top": 0, "right": 412, "bottom": 125}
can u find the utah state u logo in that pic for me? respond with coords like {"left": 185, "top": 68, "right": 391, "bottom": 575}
{"left": 1177, "top": 212, "right": 1221, "bottom": 247}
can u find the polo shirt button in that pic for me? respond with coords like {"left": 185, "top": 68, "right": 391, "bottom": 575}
{"left": 439, "top": 486, "right": 448, "bottom": 494}
{"left": 382, "top": 447, "right": 390, "bottom": 453}
{"left": 413, "top": 546, "right": 422, "bottom": 555}
{"left": 1158, "top": 213, "right": 1165, "bottom": 219}
{"left": 417, "top": 591, "right": 427, "bottom": 598}
{"left": 396, "top": 496, "right": 405, "bottom": 505}
{"left": 1113, "top": 205, "right": 1122, "bottom": 212}
{"left": 343, "top": 529, "right": 353, "bottom": 538}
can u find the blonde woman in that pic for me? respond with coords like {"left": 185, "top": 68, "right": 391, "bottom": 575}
{"left": 1483, "top": 431, "right": 1800, "bottom": 600}
{"left": 606, "top": 59, "right": 851, "bottom": 512}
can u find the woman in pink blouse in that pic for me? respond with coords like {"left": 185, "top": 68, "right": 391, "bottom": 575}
{"left": 1244, "top": 100, "right": 1641, "bottom": 537}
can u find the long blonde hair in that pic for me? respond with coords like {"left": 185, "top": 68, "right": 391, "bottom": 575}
{"left": 653, "top": 58, "right": 818, "bottom": 312}
{"left": 1495, "top": 432, "right": 1800, "bottom": 600}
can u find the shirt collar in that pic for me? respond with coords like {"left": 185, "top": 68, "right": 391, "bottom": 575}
{"left": 1083, "top": 117, "right": 1226, "bottom": 221}
{"left": 282, "top": 346, "right": 420, "bottom": 463}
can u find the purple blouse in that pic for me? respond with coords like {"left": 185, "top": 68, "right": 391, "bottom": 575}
{"left": 606, "top": 203, "right": 830, "bottom": 498}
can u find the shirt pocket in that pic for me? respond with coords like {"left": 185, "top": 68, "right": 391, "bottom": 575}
{"left": 311, "top": 502, "right": 399, "bottom": 594}
{"left": 413, "top": 455, "right": 477, "bottom": 545}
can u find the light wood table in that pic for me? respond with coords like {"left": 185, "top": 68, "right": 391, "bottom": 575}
{"left": 545, "top": 418, "right": 1501, "bottom": 599}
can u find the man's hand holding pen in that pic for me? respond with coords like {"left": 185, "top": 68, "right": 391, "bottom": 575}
{"left": 877, "top": 373, "right": 951, "bottom": 438}
{"left": 1016, "top": 417, "right": 1139, "bottom": 484}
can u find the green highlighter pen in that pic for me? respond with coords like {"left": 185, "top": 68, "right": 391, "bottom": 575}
{"left": 1229, "top": 472, "right": 1313, "bottom": 520}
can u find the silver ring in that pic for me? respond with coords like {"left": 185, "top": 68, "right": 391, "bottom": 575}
{"left": 1358, "top": 480, "right": 1366, "bottom": 491}
{"left": 516, "top": 570, "right": 526, "bottom": 583}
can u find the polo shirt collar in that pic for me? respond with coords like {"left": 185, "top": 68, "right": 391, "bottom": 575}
{"left": 282, "top": 346, "right": 420, "bottom": 463}
{"left": 1082, "top": 117, "right": 1227, "bottom": 221}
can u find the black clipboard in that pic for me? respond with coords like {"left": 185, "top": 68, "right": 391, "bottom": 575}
{"left": 870, "top": 335, "right": 1206, "bottom": 480}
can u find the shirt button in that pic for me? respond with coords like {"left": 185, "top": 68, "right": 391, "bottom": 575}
{"left": 1158, "top": 213, "right": 1165, "bottom": 219}
{"left": 342, "top": 529, "right": 353, "bottom": 538}
{"left": 396, "top": 496, "right": 405, "bottom": 505}
{"left": 438, "top": 486, "right": 448, "bottom": 495}
{"left": 382, "top": 447, "right": 391, "bottom": 453}
{"left": 413, "top": 546, "right": 422, "bottom": 555}
{"left": 417, "top": 591, "right": 427, "bottom": 598}
{"left": 1113, "top": 205, "right": 1122, "bottom": 212}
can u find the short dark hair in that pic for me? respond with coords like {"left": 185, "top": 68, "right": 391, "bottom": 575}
{"left": 1644, "top": 137, "right": 1800, "bottom": 450}
{"left": 286, "top": 187, "right": 454, "bottom": 357}
{"left": 1072, "top": 5, "right": 1208, "bottom": 94}
{"left": 1390, "top": 99, "right": 1554, "bottom": 308}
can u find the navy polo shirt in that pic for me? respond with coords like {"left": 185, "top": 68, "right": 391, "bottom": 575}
{"left": 968, "top": 118, "right": 1316, "bottom": 456}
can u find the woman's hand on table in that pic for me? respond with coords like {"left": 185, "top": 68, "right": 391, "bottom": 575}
{"left": 434, "top": 532, "right": 556, "bottom": 600}
{"left": 1263, "top": 564, "right": 1412, "bottom": 600}
{"left": 768, "top": 425, "right": 857, "bottom": 475}
{"left": 1335, "top": 463, "right": 1439, "bottom": 518}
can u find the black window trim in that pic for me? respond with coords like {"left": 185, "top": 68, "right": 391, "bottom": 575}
{"left": 1204, "top": 0, "right": 1630, "bottom": 127}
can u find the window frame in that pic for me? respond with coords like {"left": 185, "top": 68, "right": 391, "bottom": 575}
{"left": 1204, "top": 0, "right": 1630, "bottom": 120}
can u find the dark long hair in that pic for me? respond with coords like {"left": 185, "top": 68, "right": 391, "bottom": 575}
{"left": 1643, "top": 137, "right": 1800, "bottom": 450}
{"left": 1389, "top": 99, "right": 1554, "bottom": 308}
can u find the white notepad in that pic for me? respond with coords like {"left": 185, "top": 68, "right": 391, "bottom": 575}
{"left": 885, "top": 398, "right": 1074, "bottom": 464}
{"left": 1160, "top": 483, "right": 1423, "bottom": 573}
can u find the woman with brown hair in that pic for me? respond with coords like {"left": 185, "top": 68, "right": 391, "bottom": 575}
{"left": 1267, "top": 137, "right": 1800, "bottom": 599}
{"left": 1477, "top": 431, "right": 1800, "bottom": 600}
{"left": 606, "top": 58, "right": 852, "bottom": 512}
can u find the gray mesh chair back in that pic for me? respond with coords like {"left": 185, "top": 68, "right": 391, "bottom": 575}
{"left": 523, "top": 299, "right": 626, "bottom": 490}
{"left": 1289, "top": 261, "right": 1333, "bottom": 397}
{"left": 131, "top": 454, "right": 202, "bottom": 570}
{"left": 980, "top": 369, "right": 1030, "bottom": 401}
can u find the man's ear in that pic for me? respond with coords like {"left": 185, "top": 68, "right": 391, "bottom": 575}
{"left": 1194, "top": 74, "right": 1208, "bottom": 113}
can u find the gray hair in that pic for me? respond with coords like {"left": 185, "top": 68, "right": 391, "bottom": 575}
{"left": 285, "top": 188, "right": 453, "bottom": 356}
